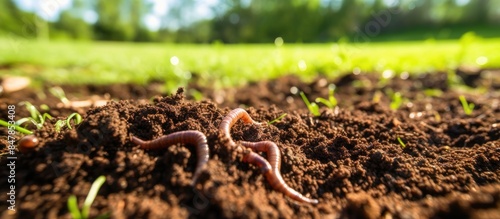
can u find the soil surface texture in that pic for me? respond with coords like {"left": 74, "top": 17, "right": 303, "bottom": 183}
{"left": 1, "top": 70, "right": 500, "bottom": 219}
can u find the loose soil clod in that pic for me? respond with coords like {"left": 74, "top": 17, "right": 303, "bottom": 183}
{"left": 0, "top": 71, "right": 499, "bottom": 218}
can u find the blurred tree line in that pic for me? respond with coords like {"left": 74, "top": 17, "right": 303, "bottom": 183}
{"left": 1, "top": 0, "right": 499, "bottom": 43}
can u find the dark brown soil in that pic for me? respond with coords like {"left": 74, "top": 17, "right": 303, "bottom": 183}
{"left": 1, "top": 70, "right": 499, "bottom": 219}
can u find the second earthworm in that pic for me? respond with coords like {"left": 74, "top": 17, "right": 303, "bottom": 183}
{"left": 242, "top": 151, "right": 319, "bottom": 204}
{"left": 241, "top": 141, "right": 281, "bottom": 171}
{"left": 219, "top": 108, "right": 261, "bottom": 148}
{"left": 130, "top": 130, "right": 209, "bottom": 185}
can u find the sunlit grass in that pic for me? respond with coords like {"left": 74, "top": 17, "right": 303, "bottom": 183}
{"left": 1, "top": 36, "right": 499, "bottom": 91}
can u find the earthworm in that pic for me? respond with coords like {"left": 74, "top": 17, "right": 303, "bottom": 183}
{"left": 18, "top": 135, "right": 39, "bottom": 153}
{"left": 130, "top": 130, "right": 209, "bottom": 185}
{"left": 242, "top": 150, "right": 319, "bottom": 204}
{"left": 219, "top": 108, "right": 261, "bottom": 148}
{"left": 241, "top": 141, "right": 281, "bottom": 171}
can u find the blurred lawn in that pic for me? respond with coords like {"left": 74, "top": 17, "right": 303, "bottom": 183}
{"left": 1, "top": 34, "right": 499, "bottom": 91}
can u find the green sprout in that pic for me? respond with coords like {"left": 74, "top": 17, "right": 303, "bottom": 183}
{"left": 54, "top": 120, "right": 66, "bottom": 133}
{"left": 54, "top": 113, "right": 83, "bottom": 133}
{"left": 0, "top": 119, "right": 33, "bottom": 134}
{"left": 397, "top": 137, "right": 407, "bottom": 149}
{"left": 433, "top": 111, "right": 442, "bottom": 122}
{"left": 40, "top": 104, "right": 50, "bottom": 111}
{"left": 49, "top": 86, "right": 70, "bottom": 106}
{"left": 67, "top": 113, "right": 83, "bottom": 129}
{"left": 423, "top": 89, "right": 443, "bottom": 97}
{"left": 372, "top": 90, "right": 383, "bottom": 103}
{"left": 389, "top": 92, "right": 403, "bottom": 111}
{"left": 68, "top": 175, "right": 107, "bottom": 219}
{"left": 268, "top": 113, "right": 287, "bottom": 125}
{"left": 17, "top": 101, "right": 53, "bottom": 129}
{"left": 446, "top": 69, "right": 463, "bottom": 88}
{"left": 2, "top": 102, "right": 83, "bottom": 134}
{"left": 299, "top": 91, "right": 320, "bottom": 116}
{"left": 315, "top": 84, "right": 338, "bottom": 109}
{"left": 459, "top": 95, "right": 475, "bottom": 115}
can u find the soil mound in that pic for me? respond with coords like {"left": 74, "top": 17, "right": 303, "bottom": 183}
{"left": 1, "top": 72, "right": 499, "bottom": 218}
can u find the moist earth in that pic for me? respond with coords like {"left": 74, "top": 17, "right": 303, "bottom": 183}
{"left": 0, "top": 70, "right": 499, "bottom": 219}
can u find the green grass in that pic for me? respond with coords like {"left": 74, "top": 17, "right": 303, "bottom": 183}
{"left": 389, "top": 91, "right": 404, "bottom": 111}
{"left": 1, "top": 35, "right": 499, "bottom": 92}
{"left": 397, "top": 137, "right": 407, "bottom": 149}
{"left": 268, "top": 113, "right": 287, "bottom": 125}
{"left": 315, "top": 84, "right": 338, "bottom": 109}
{"left": 299, "top": 91, "right": 320, "bottom": 116}
{"left": 0, "top": 119, "right": 33, "bottom": 134}
{"left": 459, "top": 95, "right": 475, "bottom": 116}
{"left": 67, "top": 175, "right": 107, "bottom": 219}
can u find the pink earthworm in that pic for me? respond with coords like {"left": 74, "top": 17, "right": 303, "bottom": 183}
{"left": 242, "top": 150, "right": 319, "bottom": 204}
{"left": 130, "top": 130, "right": 209, "bottom": 185}
{"left": 219, "top": 108, "right": 261, "bottom": 148}
{"left": 241, "top": 141, "right": 281, "bottom": 171}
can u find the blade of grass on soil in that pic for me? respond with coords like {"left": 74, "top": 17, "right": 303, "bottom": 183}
{"left": 67, "top": 175, "right": 106, "bottom": 219}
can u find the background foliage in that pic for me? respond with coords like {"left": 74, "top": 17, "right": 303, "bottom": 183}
{"left": 1, "top": 0, "right": 499, "bottom": 43}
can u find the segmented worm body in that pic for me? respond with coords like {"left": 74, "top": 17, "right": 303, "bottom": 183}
{"left": 130, "top": 130, "right": 209, "bottom": 185}
{"left": 219, "top": 108, "right": 261, "bottom": 148}
{"left": 241, "top": 141, "right": 281, "bottom": 171}
{"left": 218, "top": 108, "right": 318, "bottom": 204}
{"left": 242, "top": 151, "right": 318, "bottom": 204}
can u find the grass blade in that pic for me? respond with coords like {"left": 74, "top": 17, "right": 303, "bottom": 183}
{"left": 268, "top": 113, "right": 287, "bottom": 124}
{"left": 397, "top": 137, "right": 406, "bottom": 149}
{"left": 300, "top": 92, "right": 320, "bottom": 116}
{"left": 67, "top": 195, "right": 82, "bottom": 219}
{"left": 0, "top": 119, "right": 33, "bottom": 134}
{"left": 459, "top": 95, "right": 474, "bottom": 115}
{"left": 315, "top": 98, "right": 333, "bottom": 109}
{"left": 82, "top": 176, "right": 106, "bottom": 219}
{"left": 49, "top": 86, "right": 70, "bottom": 105}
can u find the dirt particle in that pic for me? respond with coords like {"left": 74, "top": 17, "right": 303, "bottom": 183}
{"left": 343, "top": 192, "right": 381, "bottom": 219}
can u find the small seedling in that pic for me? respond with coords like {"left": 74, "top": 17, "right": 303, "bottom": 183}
{"left": 315, "top": 84, "right": 338, "bottom": 109}
{"left": 433, "top": 111, "right": 441, "bottom": 122}
{"left": 268, "top": 113, "right": 287, "bottom": 124}
{"left": 17, "top": 101, "right": 53, "bottom": 129}
{"left": 49, "top": 86, "right": 70, "bottom": 106}
{"left": 446, "top": 69, "right": 468, "bottom": 89}
{"left": 389, "top": 92, "right": 403, "bottom": 111}
{"left": 423, "top": 89, "right": 443, "bottom": 97}
{"left": 299, "top": 92, "right": 320, "bottom": 116}
{"left": 372, "top": 90, "right": 383, "bottom": 103}
{"left": 459, "top": 95, "right": 474, "bottom": 115}
{"left": 0, "top": 119, "right": 33, "bottom": 134}
{"left": 67, "top": 175, "right": 107, "bottom": 219}
{"left": 40, "top": 104, "right": 50, "bottom": 111}
{"left": 54, "top": 113, "right": 83, "bottom": 133}
{"left": 397, "top": 137, "right": 406, "bottom": 149}
{"left": 12, "top": 102, "right": 83, "bottom": 133}
{"left": 67, "top": 113, "right": 83, "bottom": 129}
